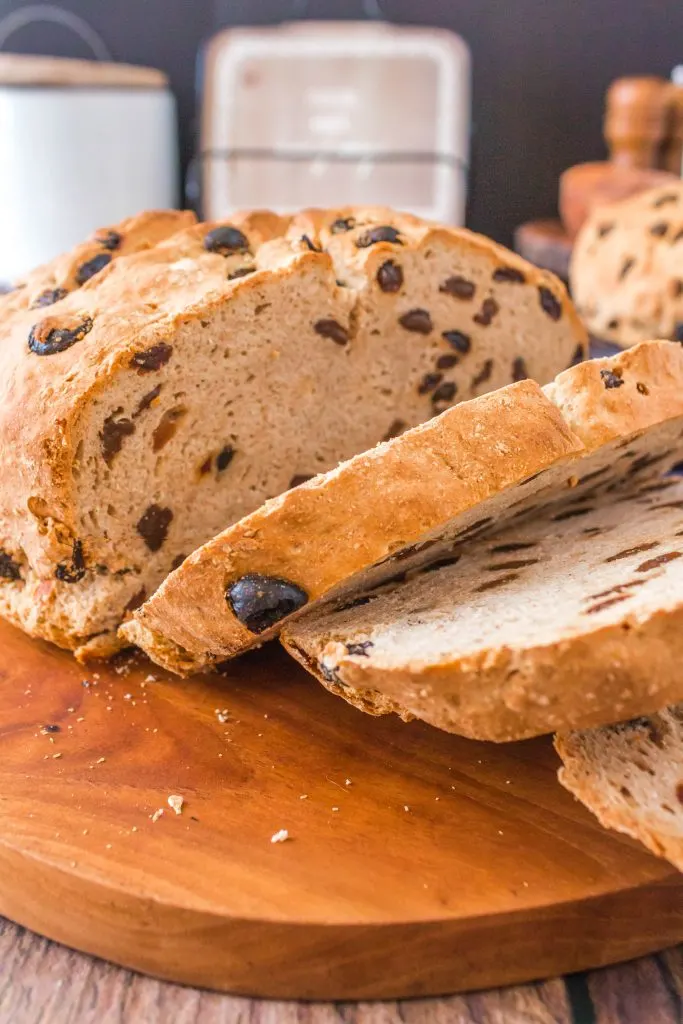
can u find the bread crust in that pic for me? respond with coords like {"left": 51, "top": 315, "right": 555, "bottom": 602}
{"left": 121, "top": 381, "right": 583, "bottom": 673}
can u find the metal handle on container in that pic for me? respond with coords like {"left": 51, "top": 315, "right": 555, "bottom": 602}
{"left": 0, "top": 4, "right": 111, "bottom": 60}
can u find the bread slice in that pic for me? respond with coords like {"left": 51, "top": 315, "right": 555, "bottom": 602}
{"left": 121, "top": 380, "right": 582, "bottom": 672}
{"left": 124, "top": 340, "right": 682, "bottom": 675}
{"left": 570, "top": 181, "right": 683, "bottom": 348}
{"left": 283, "top": 342, "right": 683, "bottom": 740}
{"left": 556, "top": 708, "right": 683, "bottom": 870}
{"left": 0, "top": 205, "right": 586, "bottom": 659}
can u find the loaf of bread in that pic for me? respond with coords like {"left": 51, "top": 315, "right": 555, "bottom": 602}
{"left": 570, "top": 181, "right": 683, "bottom": 347}
{"left": 283, "top": 342, "right": 683, "bottom": 740}
{"left": 0, "top": 205, "right": 586, "bottom": 659}
{"left": 125, "top": 340, "right": 681, "bottom": 679}
{"left": 556, "top": 708, "right": 683, "bottom": 870}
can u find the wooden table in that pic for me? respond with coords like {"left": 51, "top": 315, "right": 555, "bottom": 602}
{"left": 0, "top": 918, "right": 680, "bottom": 1023}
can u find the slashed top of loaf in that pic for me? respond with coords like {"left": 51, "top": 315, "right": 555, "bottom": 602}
{"left": 0, "top": 203, "right": 582, "bottom": 576}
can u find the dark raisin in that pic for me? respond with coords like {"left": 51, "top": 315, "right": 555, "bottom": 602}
{"left": 597, "top": 223, "right": 614, "bottom": 237}
{"left": 130, "top": 343, "right": 173, "bottom": 372}
{"left": 607, "top": 318, "right": 620, "bottom": 330}
{"left": 475, "top": 572, "right": 519, "bottom": 593}
{"left": 355, "top": 225, "right": 403, "bottom": 248}
{"left": 492, "top": 266, "right": 526, "bottom": 283}
{"left": 199, "top": 456, "right": 212, "bottom": 476}
{"left": 399, "top": 308, "right": 433, "bottom": 334}
{"left": 418, "top": 372, "right": 443, "bottom": 394}
{"left": 0, "top": 551, "right": 21, "bottom": 581}
{"left": 227, "top": 266, "right": 255, "bottom": 281}
{"left": 345, "top": 641, "right": 373, "bottom": 656}
{"left": 512, "top": 357, "right": 528, "bottom": 382}
{"left": 124, "top": 587, "right": 147, "bottom": 613}
{"left": 152, "top": 407, "right": 187, "bottom": 452}
{"left": 319, "top": 661, "right": 343, "bottom": 685}
{"left": 100, "top": 412, "right": 135, "bottom": 466}
{"left": 382, "top": 419, "right": 407, "bottom": 441}
{"left": 653, "top": 193, "right": 678, "bottom": 208}
{"left": 538, "top": 286, "right": 562, "bottom": 321}
{"left": 569, "top": 344, "right": 585, "bottom": 367}
{"left": 619, "top": 257, "right": 635, "bottom": 279}
{"left": 485, "top": 558, "right": 539, "bottom": 571}
{"left": 471, "top": 359, "right": 494, "bottom": 389}
{"left": 672, "top": 279, "right": 683, "bottom": 297}
{"left": 314, "top": 319, "right": 349, "bottom": 346}
{"left": 75, "top": 253, "right": 112, "bottom": 285}
{"left": 650, "top": 222, "right": 669, "bottom": 237}
{"left": 636, "top": 551, "right": 681, "bottom": 572}
{"left": 420, "top": 554, "right": 462, "bottom": 573}
{"left": 28, "top": 314, "right": 93, "bottom": 356}
{"left": 41, "top": 724, "right": 60, "bottom": 733}
{"left": 376, "top": 260, "right": 404, "bottom": 293}
{"left": 673, "top": 230, "right": 683, "bottom": 244}
{"left": 585, "top": 594, "right": 631, "bottom": 615}
{"left": 473, "top": 297, "right": 499, "bottom": 326}
{"left": 552, "top": 507, "right": 594, "bottom": 521}
{"left": 204, "top": 225, "right": 250, "bottom": 255}
{"left": 606, "top": 544, "right": 659, "bottom": 569}
{"left": 55, "top": 540, "right": 86, "bottom": 583}
{"left": 436, "top": 353, "right": 459, "bottom": 370}
{"left": 136, "top": 505, "right": 173, "bottom": 552}
{"left": 600, "top": 368, "right": 624, "bottom": 389}
{"left": 442, "top": 329, "right": 471, "bottom": 353}
{"left": 439, "top": 276, "right": 476, "bottom": 299}
{"left": 170, "top": 553, "right": 186, "bottom": 570}
{"left": 134, "top": 384, "right": 162, "bottom": 417}
{"left": 300, "top": 234, "right": 321, "bottom": 252}
{"left": 216, "top": 445, "right": 235, "bottom": 472}
{"left": 330, "top": 217, "right": 356, "bottom": 234}
{"left": 289, "top": 474, "right": 314, "bottom": 488}
{"left": 636, "top": 382, "right": 649, "bottom": 395}
{"left": 94, "top": 229, "right": 122, "bottom": 250}
{"left": 432, "top": 381, "right": 457, "bottom": 405}
{"left": 677, "top": 783, "right": 683, "bottom": 805}
{"left": 31, "top": 287, "right": 68, "bottom": 309}
{"left": 226, "top": 573, "right": 308, "bottom": 633}
{"left": 490, "top": 541, "right": 537, "bottom": 554}
{"left": 673, "top": 323, "right": 683, "bottom": 343}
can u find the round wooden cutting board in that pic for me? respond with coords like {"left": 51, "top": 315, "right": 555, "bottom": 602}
{"left": 0, "top": 618, "right": 680, "bottom": 1000}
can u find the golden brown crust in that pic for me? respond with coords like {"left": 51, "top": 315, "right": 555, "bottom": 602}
{"left": 286, "top": 605, "right": 683, "bottom": 742}
{"left": 121, "top": 381, "right": 583, "bottom": 674}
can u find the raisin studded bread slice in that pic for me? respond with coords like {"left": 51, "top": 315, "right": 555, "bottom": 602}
{"left": 570, "top": 181, "right": 683, "bottom": 348}
{"left": 123, "top": 341, "right": 682, "bottom": 674}
{"left": 556, "top": 708, "right": 683, "bottom": 870}
{"left": 0, "top": 205, "right": 585, "bottom": 660}
{"left": 282, "top": 342, "right": 683, "bottom": 739}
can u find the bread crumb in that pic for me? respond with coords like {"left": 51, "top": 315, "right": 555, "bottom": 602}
{"left": 345, "top": 778, "right": 352, "bottom": 786}
{"left": 403, "top": 805, "right": 410, "bottom": 812}
{"left": 145, "top": 674, "right": 156, "bottom": 682}
{"left": 332, "top": 806, "right": 339, "bottom": 812}
{"left": 131, "top": 826, "right": 138, "bottom": 832}
{"left": 52, "top": 752, "right": 62, "bottom": 759}
{"left": 215, "top": 708, "right": 229, "bottom": 723}
{"left": 167, "top": 794, "right": 184, "bottom": 815}
{"left": 271, "top": 829, "right": 290, "bottom": 844}
{"left": 300, "top": 794, "right": 308, "bottom": 800}
{"left": 150, "top": 808, "right": 164, "bottom": 823}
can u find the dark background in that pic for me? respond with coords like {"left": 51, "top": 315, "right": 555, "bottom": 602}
{"left": 4, "top": 0, "right": 683, "bottom": 244}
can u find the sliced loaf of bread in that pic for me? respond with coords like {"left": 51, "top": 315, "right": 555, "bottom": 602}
{"left": 125, "top": 341, "right": 683, "bottom": 675}
{"left": 282, "top": 341, "right": 683, "bottom": 739}
{"left": 0, "top": 205, "right": 585, "bottom": 659}
{"left": 556, "top": 708, "right": 683, "bottom": 870}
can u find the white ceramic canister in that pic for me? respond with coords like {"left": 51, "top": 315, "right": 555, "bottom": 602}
{"left": 0, "top": 7, "right": 178, "bottom": 281}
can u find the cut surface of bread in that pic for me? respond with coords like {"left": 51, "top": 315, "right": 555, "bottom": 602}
{"left": 556, "top": 707, "right": 683, "bottom": 871}
{"left": 121, "top": 381, "right": 582, "bottom": 673}
{"left": 570, "top": 181, "right": 683, "bottom": 348}
{"left": 0, "top": 205, "right": 586, "bottom": 659}
{"left": 285, "top": 472, "right": 683, "bottom": 740}
{"left": 125, "top": 340, "right": 683, "bottom": 675}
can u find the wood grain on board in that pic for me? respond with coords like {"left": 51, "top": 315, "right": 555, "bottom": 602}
{"left": 0, "top": 616, "right": 680, "bottom": 1000}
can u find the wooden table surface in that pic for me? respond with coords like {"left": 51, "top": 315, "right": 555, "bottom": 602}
{"left": 0, "top": 919, "right": 679, "bottom": 1024}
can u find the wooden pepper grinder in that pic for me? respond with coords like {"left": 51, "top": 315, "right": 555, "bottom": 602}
{"left": 604, "top": 76, "right": 672, "bottom": 169}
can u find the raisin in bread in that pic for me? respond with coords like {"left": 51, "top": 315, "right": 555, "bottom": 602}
{"left": 283, "top": 342, "right": 683, "bottom": 740}
{"left": 124, "top": 341, "right": 681, "bottom": 674}
{"left": 556, "top": 708, "right": 683, "bottom": 871}
{"left": 570, "top": 181, "right": 683, "bottom": 347}
{"left": 0, "top": 205, "right": 586, "bottom": 660}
